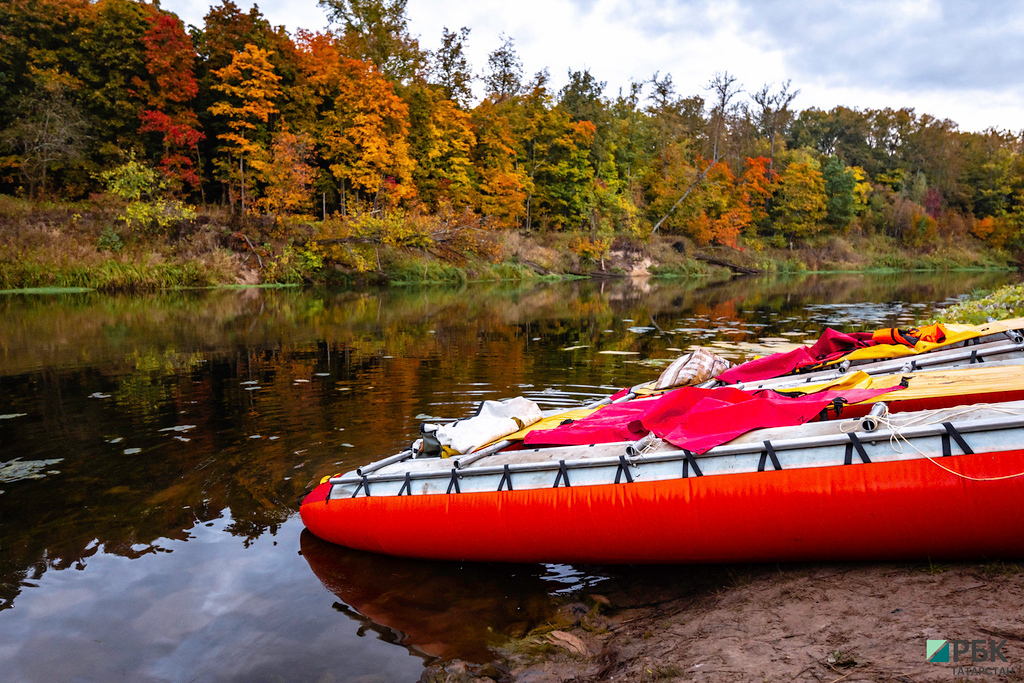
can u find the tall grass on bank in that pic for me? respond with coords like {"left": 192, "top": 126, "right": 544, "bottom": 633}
{"left": 0, "top": 260, "right": 211, "bottom": 292}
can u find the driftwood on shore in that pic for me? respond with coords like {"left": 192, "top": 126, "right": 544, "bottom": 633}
{"left": 694, "top": 253, "right": 761, "bottom": 275}
{"left": 520, "top": 259, "right": 554, "bottom": 275}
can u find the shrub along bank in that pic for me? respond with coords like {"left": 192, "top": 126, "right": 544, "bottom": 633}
{"left": 0, "top": 196, "right": 1014, "bottom": 293}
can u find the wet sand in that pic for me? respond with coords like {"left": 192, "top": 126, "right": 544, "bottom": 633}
{"left": 424, "top": 562, "right": 1024, "bottom": 682}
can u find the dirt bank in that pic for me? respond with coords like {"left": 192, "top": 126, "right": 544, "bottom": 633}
{"left": 424, "top": 562, "right": 1024, "bottom": 682}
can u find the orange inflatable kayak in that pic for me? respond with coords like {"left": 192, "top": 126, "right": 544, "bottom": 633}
{"left": 301, "top": 400, "right": 1024, "bottom": 563}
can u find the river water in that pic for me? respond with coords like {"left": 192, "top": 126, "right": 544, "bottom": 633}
{"left": 0, "top": 271, "right": 1014, "bottom": 681}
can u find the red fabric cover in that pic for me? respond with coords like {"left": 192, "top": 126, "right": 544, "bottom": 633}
{"left": 654, "top": 387, "right": 896, "bottom": 453}
{"left": 525, "top": 396, "right": 657, "bottom": 446}
{"left": 716, "top": 328, "right": 877, "bottom": 384}
{"left": 607, "top": 387, "right": 632, "bottom": 402}
{"left": 524, "top": 383, "right": 902, "bottom": 453}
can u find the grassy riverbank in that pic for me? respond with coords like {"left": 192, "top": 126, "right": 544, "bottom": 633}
{"left": 0, "top": 196, "right": 1014, "bottom": 292}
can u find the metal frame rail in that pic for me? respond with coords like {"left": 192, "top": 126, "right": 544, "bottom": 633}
{"left": 328, "top": 414, "right": 1024, "bottom": 489}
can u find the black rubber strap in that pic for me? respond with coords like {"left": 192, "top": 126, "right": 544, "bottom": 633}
{"left": 682, "top": 449, "right": 702, "bottom": 477}
{"left": 844, "top": 432, "right": 871, "bottom": 465}
{"left": 398, "top": 473, "right": 412, "bottom": 496}
{"left": 774, "top": 389, "right": 807, "bottom": 398}
{"left": 615, "top": 456, "right": 633, "bottom": 484}
{"left": 970, "top": 349, "right": 984, "bottom": 364}
{"left": 758, "top": 440, "right": 783, "bottom": 472}
{"left": 352, "top": 476, "right": 371, "bottom": 498}
{"left": 967, "top": 336, "right": 980, "bottom": 346}
{"left": 446, "top": 468, "right": 461, "bottom": 494}
{"left": 498, "top": 464, "right": 514, "bottom": 491}
{"left": 942, "top": 422, "right": 974, "bottom": 455}
{"left": 554, "top": 460, "right": 571, "bottom": 487}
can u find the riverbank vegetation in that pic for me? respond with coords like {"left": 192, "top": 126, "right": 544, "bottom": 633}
{"left": 1, "top": 0, "right": 1021, "bottom": 290}
{"left": 937, "top": 282, "right": 1024, "bottom": 324}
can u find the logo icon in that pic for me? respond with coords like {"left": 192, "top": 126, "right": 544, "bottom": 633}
{"left": 927, "top": 638, "right": 1009, "bottom": 665}
{"left": 927, "top": 640, "right": 950, "bottom": 663}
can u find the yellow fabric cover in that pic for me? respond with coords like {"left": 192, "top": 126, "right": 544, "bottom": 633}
{"left": 497, "top": 407, "right": 601, "bottom": 444}
{"left": 853, "top": 364, "right": 1024, "bottom": 404}
{"left": 799, "top": 364, "right": 1024, "bottom": 405}
{"left": 787, "top": 370, "right": 876, "bottom": 394}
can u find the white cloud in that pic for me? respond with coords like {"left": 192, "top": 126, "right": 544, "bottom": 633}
{"left": 159, "top": 0, "right": 1024, "bottom": 131}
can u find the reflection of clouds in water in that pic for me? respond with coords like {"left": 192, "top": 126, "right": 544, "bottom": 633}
{"left": 0, "top": 519, "right": 422, "bottom": 682}
{"left": 0, "top": 458, "right": 62, "bottom": 484}
{"left": 541, "top": 563, "right": 611, "bottom": 595}
{"left": 20, "top": 586, "right": 95, "bottom": 619}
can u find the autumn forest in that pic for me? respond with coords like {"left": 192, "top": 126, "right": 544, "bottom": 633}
{"left": 2, "top": 0, "right": 1023, "bottom": 287}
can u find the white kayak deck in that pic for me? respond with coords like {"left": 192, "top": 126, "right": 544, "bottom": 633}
{"left": 327, "top": 400, "right": 1024, "bottom": 499}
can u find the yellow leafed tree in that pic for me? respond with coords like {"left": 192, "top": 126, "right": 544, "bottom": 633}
{"left": 775, "top": 160, "right": 828, "bottom": 238}
{"left": 408, "top": 87, "right": 476, "bottom": 209}
{"left": 208, "top": 43, "right": 282, "bottom": 212}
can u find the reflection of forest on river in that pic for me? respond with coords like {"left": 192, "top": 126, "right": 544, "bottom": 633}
{"left": 0, "top": 270, "right": 1014, "bottom": 679}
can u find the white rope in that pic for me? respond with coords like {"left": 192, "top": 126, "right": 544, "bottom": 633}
{"left": 838, "top": 403, "right": 1024, "bottom": 482}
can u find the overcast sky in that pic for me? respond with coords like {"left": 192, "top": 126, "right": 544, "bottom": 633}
{"left": 161, "top": 0, "right": 1024, "bottom": 133}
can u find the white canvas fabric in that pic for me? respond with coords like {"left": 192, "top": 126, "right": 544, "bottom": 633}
{"left": 435, "top": 396, "right": 544, "bottom": 454}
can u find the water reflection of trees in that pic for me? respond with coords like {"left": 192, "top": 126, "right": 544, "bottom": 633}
{"left": 0, "top": 272, "right": 1011, "bottom": 376}
{"left": 0, "top": 271, "right": 1014, "bottom": 611}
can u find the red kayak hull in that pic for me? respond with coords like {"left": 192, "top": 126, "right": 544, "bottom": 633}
{"left": 301, "top": 449, "right": 1024, "bottom": 564}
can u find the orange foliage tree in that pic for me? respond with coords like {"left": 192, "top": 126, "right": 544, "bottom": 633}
{"left": 316, "top": 57, "right": 415, "bottom": 210}
{"left": 470, "top": 100, "right": 529, "bottom": 228}
{"left": 682, "top": 161, "right": 750, "bottom": 247}
{"left": 256, "top": 122, "right": 314, "bottom": 216}
{"left": 738, "top": 156, "right": 777, "bottom": 230}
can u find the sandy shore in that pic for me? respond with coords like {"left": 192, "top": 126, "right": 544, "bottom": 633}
{"left": 423, "top": 562, "right": 1024, "bottom": 682}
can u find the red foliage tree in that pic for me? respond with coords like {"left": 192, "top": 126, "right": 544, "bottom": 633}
{"left": 134, "top": 11, "right": 204, "bottom": 191}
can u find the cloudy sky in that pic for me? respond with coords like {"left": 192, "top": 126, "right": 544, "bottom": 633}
{"left": 161, "top": 0, "right": 1024, "bottom": 133}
